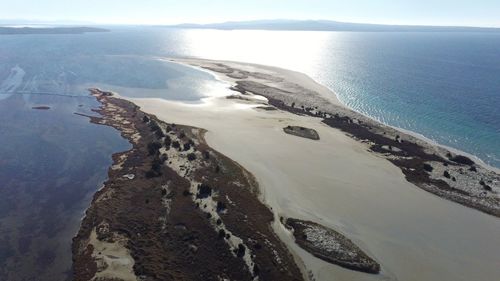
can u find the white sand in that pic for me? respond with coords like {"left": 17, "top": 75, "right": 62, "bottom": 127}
{"left": 89, "top": 228, "right": 137, "bottom": 281}
{"left": 117, "top": 60, "right": 500, "bottom": 281}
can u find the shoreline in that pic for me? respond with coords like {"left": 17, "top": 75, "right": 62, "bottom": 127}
{"left": 78, "top": 59, "right": 500, "bottom": 281}
{"left": 171, "top": 57, "right": 499, "bottom": 174}
{"left": 169, "top": 57, "right": 499, "bottom": 218}
{"left": 73, "top": 90, "right": 309, "bottom": 280}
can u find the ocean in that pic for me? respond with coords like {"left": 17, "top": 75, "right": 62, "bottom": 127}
{"left": 1, "top": 27, "right": 498, "bottom": 167}
{"left": 0, "top": 27, "right": 499, "bottom": 279}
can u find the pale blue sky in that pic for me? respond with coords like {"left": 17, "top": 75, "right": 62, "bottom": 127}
{"left": 1, "top": 0, "right": 499, "bottom": 27}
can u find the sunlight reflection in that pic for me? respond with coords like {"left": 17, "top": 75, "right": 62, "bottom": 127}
{"left": 178, "top": 29, "right": 337, "bottom": 78}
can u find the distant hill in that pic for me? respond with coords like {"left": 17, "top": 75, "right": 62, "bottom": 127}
{"left": 0, "top": 26, "right": 108, "bottom": 35}
{"left": 170, "top": 19, "right": 500, "bottom": 32}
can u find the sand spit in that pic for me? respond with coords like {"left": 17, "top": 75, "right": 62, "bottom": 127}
{"left": 121, "top": 58, "right": 500, "bottom": 281}
{"left": 72, "top": 89, "right": 303, "bottom": 281}
{"left": 174, "top": 58, "right": 499, "bottom": 218}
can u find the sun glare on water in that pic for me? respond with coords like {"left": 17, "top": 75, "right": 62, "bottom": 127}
{"left": 175, "top": 29, "right": 337, "bottom": 77}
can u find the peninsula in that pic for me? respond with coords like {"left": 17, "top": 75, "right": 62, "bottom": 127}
{"left": 73, "top": 58, "right": 499, "bottom": 281}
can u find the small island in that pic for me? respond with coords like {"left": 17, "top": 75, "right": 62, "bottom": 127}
{"left": 283, "top": 125, "right": 320, "bottom": 140}
{"left": 285, "top": 218, "right": 380, "bottom": 274}
{"left": 32, "top": 106, "right": 51, "bottom": 110}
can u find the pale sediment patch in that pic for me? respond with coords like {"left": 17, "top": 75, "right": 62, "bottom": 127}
{"left": 0, "top": 65, "right": 25, "bottom": 94}
{"left": 89, "top": 228, "right": 137, "bottom": 281}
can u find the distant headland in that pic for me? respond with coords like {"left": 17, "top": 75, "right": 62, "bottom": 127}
{"left": 167, "top": 19, "right": 500, "bottom": 32}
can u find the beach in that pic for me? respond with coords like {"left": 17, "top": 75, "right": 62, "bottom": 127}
{"left": 104, "top": 58, "right": 500, "bottom": 281}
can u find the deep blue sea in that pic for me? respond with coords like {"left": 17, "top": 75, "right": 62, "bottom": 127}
{"left": 0, "top": 27, "right": 499, "bottom": 280}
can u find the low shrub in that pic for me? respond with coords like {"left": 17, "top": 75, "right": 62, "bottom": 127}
{"left": 187, "top": 153, "right": 196, "bottom": 161}
{"left": 216, "top": 201, "right": 226, "bottom": 213}
{"left": 155, "top": 129, "right": 165, "bottom": 138}
{"left": 236, "top": 244, "right": 246, "bottom": 257}
{"left": 423, "top": 163, "right": 433, "bottom": 172}
{"left": 147, "top": 142, "right": 162, "bottom": 156}
{"left": 197, "top": 183, "right": 212, "bottom": 199}
{"left": 203, "top": 151, "right": 210, "bottom": 160}
{"left": 164, "top": 135, "right": 171, "bottom": 147}
{"left": 449, "top": 155, "right": 475, "bottom": 166}
{"left": 172, "top": 141, "right": 180, "bottom": 149}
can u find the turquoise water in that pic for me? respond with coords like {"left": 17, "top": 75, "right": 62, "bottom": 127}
{"left": 1, "top": 27, "right": 498, "bottom": 167}
{"left": 0, "top": 27, "right": 499, "bottom": 280}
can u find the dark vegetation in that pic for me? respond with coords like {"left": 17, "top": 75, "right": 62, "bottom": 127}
{"left": 164, "top": 135, "right": 172, "bottom": 147}
{"left": 145, "top": 156, "right": 162, "bottom": 178}
{"left": 203, "top": 151, "right": 210, "bottom": 160}
{"left": 447, "top": 154, "right": 475, "bottom": 166}
{"left": 236, "top": 244, "right": 246, "bottom": 258}
{"left": 229, "top": 80, "right": 499, "bottom": 217}
{"left": 187, "top": 153, "right": 196, "bottom": 161}
{"left": 216, "top": 201, "right": 227, "bottom": 213}
{"left": 74, "top": 94, "right": 263, "bottom": 281}
{"left": 480, "top": 180, "right": 492, "bottom": 191}
{"left": 147, "top": 142, "right": 162, "bottom": 156}
{"left": 196, "top": 184, "right": 212, "bottom": 199}
{"left": 172, "top": 141, "right": 180, "bottom": 149}
{"left": 423, "top": 163, "right": 434, "bottom": 173}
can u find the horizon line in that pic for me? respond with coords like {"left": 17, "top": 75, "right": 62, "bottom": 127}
{"left": 1, "top": 18, "right": 499, "bottom": 29}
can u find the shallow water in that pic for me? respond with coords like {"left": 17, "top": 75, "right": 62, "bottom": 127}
{"left": 1, "top": 28, "right": 498, "bottom": 167}
{"left": 0, "top": 94, "right": 130, "bottom": 280}
{"left": 0, "top": 27, "right": 499, "bottom": 280}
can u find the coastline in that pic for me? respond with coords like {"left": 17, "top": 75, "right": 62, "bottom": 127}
{"left": 112, "top": 58, "right": 500, "bottom": 281}
{"left": 74, "top": 59, "right": 500, "bottom": 281}
{"left": 168, "top": 57, "right": 499, "bottom": 217}
{"left": 172, "top": 57, "right": 500, "bottom": 174}
{"left": 73, "top": 90, "right": 308, "bottom": 281}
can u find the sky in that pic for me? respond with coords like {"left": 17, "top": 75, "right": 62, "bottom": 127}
{"left": 0, "top": 0, "right": 499, "bottom": 27}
